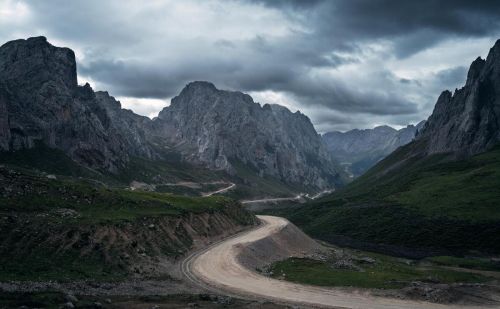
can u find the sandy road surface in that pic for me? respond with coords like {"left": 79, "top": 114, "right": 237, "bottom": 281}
{"left": 202, "top": 182, "right": 236, "bottom": 197}
{"left": 183, "top": 215, "right": 490, "bottom": 309}
{"left": 240, "top": 194, "right": 304, "bottom": 204}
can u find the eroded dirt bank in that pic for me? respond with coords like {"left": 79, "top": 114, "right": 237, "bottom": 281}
{"left": 0, "top": 205, "right": 257, "bottom": 295}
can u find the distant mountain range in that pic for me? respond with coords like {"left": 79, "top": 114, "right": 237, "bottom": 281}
{"left": 322, "top": 122, "right": 425, "bottom": 177}
{"left": 0, "top": 36, "right": 344, "bottom": 195}
{"left": 282, "top": 39, "right": 500, "bottom": 257}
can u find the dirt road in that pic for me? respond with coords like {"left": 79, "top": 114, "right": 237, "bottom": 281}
{"left": 240, "top": 194, "right": 304, "bottom": 204}
{"left": 183, "top": 215, "right": 488, "bottom": 309}
{"left": 202, "top": 182, "right": 236, "bottom": 197}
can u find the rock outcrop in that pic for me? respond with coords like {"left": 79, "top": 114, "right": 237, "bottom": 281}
{"left": 417, "top": 40, "right": 500, "bottom": 157}
{"left": 322, "top": 122, "right": 424, "bottom": 177}
{"left": 154, "top": 81, "right": 344, "bottom": 189}
{"left": 0, "top": 37, "right": 156, "bottom": 172}
{"left": 0, "top": 37, "right": 344, "bottom": 190}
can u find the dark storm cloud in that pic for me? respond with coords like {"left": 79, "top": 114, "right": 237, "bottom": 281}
{"left": 434, "top": 66, "right": 468, "bottom": 90}
{"left": 2, "top": 0, "right": 499, "bottom": 131}
{"left": 249, "top": 0, "right": 500, "bottom": 56}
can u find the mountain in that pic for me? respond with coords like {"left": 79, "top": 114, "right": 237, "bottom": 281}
{"left": 322, "top": 122, "right": 425, "bottom": 177}
{"left": 153, "top": 81, "right": 344, "bottom": 190}
{"left": 0, "top": 36, "right": 344, "bottom": 195}
{"left": 416, "top": 53, "right": 500, "bottom": 157}
{"left": 0, "top": 36, "right": 156, "bottom": 173}
{"left": 277, "top": 39, "right": 500, "bottom": 257}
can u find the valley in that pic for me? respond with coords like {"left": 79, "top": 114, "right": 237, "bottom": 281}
{"left": 1, "top": 10, "right": 500, "bottom": 309}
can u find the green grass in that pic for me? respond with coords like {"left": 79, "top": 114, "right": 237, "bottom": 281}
{"left": 426, "top": 256, "right": 500, "bottom": 272}
{"left": 0, "top": 142, "right": 106, "bottom": 180}
{"left": 116, "top": 156, "right": 226, "bottom": 185}
{"left": 0, "top": 168, "right": 233, "bottom": 224}
{"left": 277, "top": 144, "right": 500, "bottom": 255}
{"left": 0, "top": 167, "right": 255, "bottom": 282}
{"left": 223, "top": 159, "right": 305, "bottom": 200}
{"left": 0, "top": 248, "right": 128, "bottom": 282}
{"left": 270, "top": 257, "right": 489, "bottom": 289}
{"left": 0, "top": 291, "right": 66, "bottom": 309}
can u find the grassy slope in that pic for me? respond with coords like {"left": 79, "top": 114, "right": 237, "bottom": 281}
{"left": 0, "top": 166, "right": 255, "bottom": 281}
{"left": 278, "top": 144, "right": 500, "bottom": 256}
{"left": 0, "top": 144, "right": 312, "bottom": 199}
{"left": 270, "top": 256, "right": 489, "bottom": 289}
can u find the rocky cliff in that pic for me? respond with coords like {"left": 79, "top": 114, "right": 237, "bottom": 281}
{"left": 0, "top": 37, "right": 344, "bottom": 190}
{"left": 417, "top": 40, "right": 500, "bottom": 157}
{"left": 0, "top": 37, "right": 156, "bottom": 172}
{"left": 322, "top": 122, "right": 424, "bottom": 177}
{"left": 154, "top": 81, "right": 344, "bottom": 189}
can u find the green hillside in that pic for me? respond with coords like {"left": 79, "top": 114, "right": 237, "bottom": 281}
{"left": 279, "top": 143, "right": 500, "bottom": 256}
{"left": 0, "top": 166, "right": 255, "bottom": 281}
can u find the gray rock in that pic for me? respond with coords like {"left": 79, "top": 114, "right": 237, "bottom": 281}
{"left": 322, "top": 121, "right": 425, "bottom": 177}
{"left": 416, "top": 39, "right": 500, "bottom": 157}
{"left": 153, "top": 81, "right": 345, "bottom": 189}
{"left": 0, "top": 37, "right": 156, "bottom": 173}
{"left": 64, "top": 293, "right": 78, "bottom": 303}
{"left": 0, "top": 37, "right": 345, "bottom": 190}
{"left": 61, "top": 302, "right": 75, "bottom": 309}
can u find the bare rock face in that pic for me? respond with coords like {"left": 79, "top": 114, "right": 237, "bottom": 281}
{"left": 154, "top": 81, "right": 344, "bottom": 189}
{"left": 417, "top": 40, "right": 500, "bottom": 157}
{"left": 0, "top": 37, "right": 155, "bottom": 172}
{"left": 0, "top": 37, "right": 344, "bottom": 189}
{"left": 322, "top": 122, "right": 424, "bottom": 177}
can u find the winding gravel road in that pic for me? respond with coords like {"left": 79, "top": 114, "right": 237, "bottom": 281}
{"left": 182, "top": 215, "right": 489, "bottom": 309}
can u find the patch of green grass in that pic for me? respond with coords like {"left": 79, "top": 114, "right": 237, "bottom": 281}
{"left": 280, "top": 145, "right": 500, "bottom": 255}
{"left": 270, "top": 257, "right": 489, "bottom": 289}
{"left": 224, "top": 159, "right": 305, "bottom": 200}
{"left": 0, "top": 291, "right": 66, "bottom": 309}
{"left": 0, "top": 142, "right": 105, "bottom": 180}
{"left": 0, "top": 248, "right": 127, "bottom": 282}
{"left": 0, "top": 169, "right": 233, "bottom": 224}
{"left": 427, "top": 256, "right": 500, "bottom": 272}
{"left": 116, "top": 156, "right": 226, "bottom": 185}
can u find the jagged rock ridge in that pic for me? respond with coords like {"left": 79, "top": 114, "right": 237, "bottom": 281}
{"left": 0, "top": 37, "right": 156, "bottom": 172}
{"left": 0, "top": 37, "right": 344, "bottom": 190}
{"left": 322, "top": 122, "right": 424, "bottom": 177}
{"left": 416, "top": 39, "right": 500, "bottom": 157}
{"left": 154, "top": 81, "right": 344, "bottom": 189}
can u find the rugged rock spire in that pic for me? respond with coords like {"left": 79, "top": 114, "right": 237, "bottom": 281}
{"left": 0, "top": 37, "right": 156, "bottom": 171}
{"left": 417, "top": 39, "right": 500, "bottom": 157}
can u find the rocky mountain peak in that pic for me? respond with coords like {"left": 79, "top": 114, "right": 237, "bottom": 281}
{"left": 155, "top": 82, "right": 344, "bottom": 189}
{"left": 0, "top": 36, "right": 77, "bottom": 91}
{"left": 0, "top": 37, "right": 158, "bottom": 171}
{"left": 417, "top": 39, "right": 500, "bottom": 157}
{"left": 466, "top": 57, "right": 485, "bottom": 87}
{"left": 0, "top": 37, "right": 344, "bottom": 190}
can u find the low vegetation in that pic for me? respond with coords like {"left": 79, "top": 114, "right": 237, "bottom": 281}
{"left": 270, "top": 252, "right": 491, "bottom": 289}
{"left": 0, "top": 165, "right": 255, "bottom": 282}
{"left": 275, "top": 145, "right": 500, "bottom": 256}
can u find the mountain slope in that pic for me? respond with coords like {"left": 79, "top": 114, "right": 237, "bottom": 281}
{"left": 153, "top": 81, "right": 345, "bottom": 190}
{"left": 322, "top": 122, "right": 425, "bottom": 177}
{"left": 0, "top": 37, "right": 157, "bottom": 172}
{"left": 278, "top": 40, "right": 500, "bottom": 257}
{"left": 0, "top": 37, "right": 344, "bottom": 196}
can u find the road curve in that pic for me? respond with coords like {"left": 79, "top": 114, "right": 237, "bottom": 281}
{"left": 182, "top": 215, "right": 488, "bottom": 309}
{"left": 202, "top": 182, "right": 236, "bottom": 197}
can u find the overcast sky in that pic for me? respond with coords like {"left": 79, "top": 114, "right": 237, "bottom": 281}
{"left": 2, "top": 0, "right": 500, "bottom": 132}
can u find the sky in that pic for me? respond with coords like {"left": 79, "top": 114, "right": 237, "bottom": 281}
{"left": 1, "top": 0, "right": 500, "bottom": 132}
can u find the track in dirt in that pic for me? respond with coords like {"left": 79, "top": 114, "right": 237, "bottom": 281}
{"left": 181, "top": 215, "right": 489, "bottom": 309}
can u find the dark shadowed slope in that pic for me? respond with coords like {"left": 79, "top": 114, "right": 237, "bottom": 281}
{"left": 278, "top": 40, "right": 500, "bottom": 257}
